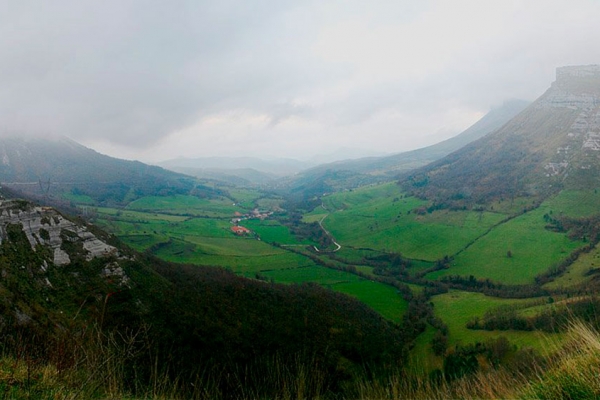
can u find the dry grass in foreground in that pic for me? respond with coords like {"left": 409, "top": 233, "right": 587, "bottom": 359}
{"left": 2, "top": 320, "right": 600, "bottom": 399}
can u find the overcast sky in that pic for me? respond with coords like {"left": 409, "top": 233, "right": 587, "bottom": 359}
{"left": 1, "top": 0, "right": 600, "bottom": 163}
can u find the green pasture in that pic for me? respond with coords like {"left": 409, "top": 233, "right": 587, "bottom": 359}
{"left": 322, "top": 182, "right": 409, "bottom": 210}
{"left": 330, "top": 247, "right": 384, "bottom": 264}
{"left": 486, "top": 197, "right": 539, "bottom": 215}
{"left": 431, "top": 291, "right": 557, "bottom": 349}
{"left": 262, "top": 267, "right": 408, "bottom": 322}
{"left": 408, "top": 325, "right": 442, "bottom": 374}
{"left": 318, "top": 182, "right": 508, "bottom": 260}
{"left": 88, "top": 186, "right": 421, "bottom": 329}
{"left": 95, "top": 195, "right": 324, "bottom": 278}
{"left": 544, "top": 189, "right": 600, "bottom": 218}
{"left": 544, "top": 247, "right": 600, "bottom": 289}
{"left": 126, "top": 195, "right": 242, "bottom": 217}
{"left": 96, "top": 215, "right": 226, "bottom": 245}
{"left": 514, "top": 296, "right": 572, "bottom": 318}
{"left": 302, "top": 206, "right": 328, "bottom": 223}
{"left": 197, "top": 253, "right": 317, "bottom": 277}
{"left": 62, "top": 192, "right": 95, "bottom": 205}
{"left": 227, "top": 188, "right": 285, "bottom": 210}
{"left": 430, "top": 205, "right": 584, "bottom": 284}
{"left": 256, "top": 197, "right": 285, "bottom": 210}
{"left": 228, "top": 188, "right": 264, "bottom": 207}
{"left": 407, "top": 260, "right": 436, "bottom": 277}
{"left": 151, "top": 237, "right": 316, "bottom": 274}
{"left": 170, "top": 218, "right": 233, "bottom": 238}
{"left": 353, "top": 265, "right": 377, "bottom": 278}
{"left": 175, "top": 236, "right": 278, "bottom": 257}
{"left": 96, "top": 207, "right": 236, "bottom": 240}
{"left": 330, "top": 280, "right": 408, "bottom": 323}
{"left": 95, "top": 218, "right": 175, "bottom": 240}
{"left": 262, "top": 265, "right": 362, "bottom": 285}
{"left": 95, "top": 207, "right": 188, "bottom": 222}
{"left": 244, "top": 219, "right": 313, "bottom": 245}
{"left": 325, "top": 206, "right": 504, "bottom": 261}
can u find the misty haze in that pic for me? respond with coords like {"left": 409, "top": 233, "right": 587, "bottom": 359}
{"left": 1, "top": 1, "right": 600, "bottom": 399}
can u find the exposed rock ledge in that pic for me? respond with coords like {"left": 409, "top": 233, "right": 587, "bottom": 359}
{"left": 536, "top": 65, "right": 600, "bottom": 110}
{"left": 0, "top": 200, "right": 116, "bottom": 266}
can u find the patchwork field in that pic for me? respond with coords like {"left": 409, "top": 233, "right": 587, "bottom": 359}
{"left": 429, "top": 205, "right": 584, "bottom": 284}
{"left": 321, "top": 185, "right": 506, "bottom": 261}
{"left": 92, "top": 193, "right": 409, "bottom": 321}
{"left": 82, "top": 180, "right": 600, "bottom": 366}
{"left": 319, "top": 182, "right": 586, "bottom": 284}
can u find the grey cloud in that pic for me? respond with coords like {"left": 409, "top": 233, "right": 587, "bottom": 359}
{"left": 1, "top": 1, "right": 600, "bottom": 160}
{"left": 0, "top": 1, "right": 313, "bottom": 145}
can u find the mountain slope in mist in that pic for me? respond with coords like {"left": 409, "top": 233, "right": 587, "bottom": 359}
{"left": 402, "top": 65, "right": 600, "bottom": 206}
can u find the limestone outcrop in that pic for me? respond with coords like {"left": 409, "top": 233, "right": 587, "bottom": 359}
{"left": 0, "top": 200, "right": 117, "bottom": 266}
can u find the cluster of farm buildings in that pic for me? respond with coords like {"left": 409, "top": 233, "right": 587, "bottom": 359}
{"left": 230, "top": 209, "right": 273, "bottom": 236}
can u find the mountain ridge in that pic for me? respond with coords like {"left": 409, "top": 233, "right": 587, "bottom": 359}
{"left": 278, "top": 99, "right": 529, "bottom": 198}
{"left": 0, "top": 135, "right": 202, "bottom": 205}
{"left": 299, "top": 99, "right": 529, "bottom": 177}
{"left": 402, "top": 65, "right": 600, "bottom": 207}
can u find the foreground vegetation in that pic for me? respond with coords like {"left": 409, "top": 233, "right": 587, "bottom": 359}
{"left": 4, "top": 317, "right": 600, "bottom": 399}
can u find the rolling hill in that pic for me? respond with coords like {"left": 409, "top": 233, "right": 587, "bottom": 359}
{"left": 0, "top": 135, "right": 203, "bottom": 205}
{"left": 280, "top": 99, "right": 529, "bottom": 197}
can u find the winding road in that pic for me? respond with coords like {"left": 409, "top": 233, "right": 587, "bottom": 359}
{"left": 313, "top": 203, "right": 341, "bottom": 252}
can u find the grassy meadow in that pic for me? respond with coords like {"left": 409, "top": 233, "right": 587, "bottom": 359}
{"left": 92, "top": 191, "right": 409, "bottom": 322}
{"left": 431, "top": 291, "right": 556, "bottom": 349}
{"left": 319, "top": 182, "right": 587, "bottom": 285}
{"left": 429, "top": 206, "right": 584, "bottom": 284}
{"left": 322, "top": 185, "right": 506, "bottom": 261}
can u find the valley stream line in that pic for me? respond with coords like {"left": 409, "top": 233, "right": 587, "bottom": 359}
{"left": 314, "top": 203, "right": 341, "bottom": 253}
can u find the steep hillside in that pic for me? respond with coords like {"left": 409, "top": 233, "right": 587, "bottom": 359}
{"left": 0, "top": 195, "right": 408, "bottom": 398}
{"left": 324, "top": 99, "right": 529, "bottom": 175}
{"left": 403, "top": 65, "right": 600, "bottom": 207}
{"left": 0, "top": 136, "right": 199, "bottom": 205}
{"left": 281, "top": 99, "right": 528, "bottom": 196}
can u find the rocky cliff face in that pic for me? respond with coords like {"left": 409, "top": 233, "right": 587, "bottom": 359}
{"left": 0, "top": 200, "right": 117, "bottom": 266}
{"left": 537, "top": 65, "right": 600, "bottom": 183}
{"left": 0, "top": 198, "right": 132, "bottom": 329}
{"left": 537, "top": 65, "right": 600, "bottom": 109}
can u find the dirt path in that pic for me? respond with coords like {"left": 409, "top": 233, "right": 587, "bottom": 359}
{"left": 313, "top": 203, "right": 341, "bottom": 252}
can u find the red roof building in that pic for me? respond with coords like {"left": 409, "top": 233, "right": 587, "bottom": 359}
{"left": 231, "top": 226, "right": 251, "bottom": 235}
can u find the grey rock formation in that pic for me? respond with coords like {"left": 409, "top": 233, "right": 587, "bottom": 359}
{"left": 538, "top": 65, "right": 600, "bottom": 110}
{"left": 0, "top": 200, "right": 117, "bottom": 266}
